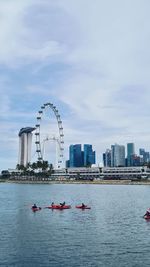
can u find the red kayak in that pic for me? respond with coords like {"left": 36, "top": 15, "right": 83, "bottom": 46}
{"left": 47, "top": 204, "right": 71, "bottom": 210}
{"left": 31, "top": 207, "right": 41, "bottom": 212}
{"left": 76, "top": 205, "right": 91, "bottom": 209}
{"left": 144, "top": 215, "right": 150, "bottom": 220}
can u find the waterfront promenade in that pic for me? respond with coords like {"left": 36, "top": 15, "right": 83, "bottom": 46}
{"left": 1, "top": 178, "right": 150, "bottom": 185}
{"left": 1, "top": 166, "right": 150, "bottom": 185}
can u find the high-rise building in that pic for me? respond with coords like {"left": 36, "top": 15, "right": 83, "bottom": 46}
{"left": 69, "top": 144, "right": 83, "bottom": 167}
{"left": 119, "top": 145, "right": 125, "bottom": 167}
{"left": 130, "top": 154, "right": 141, "bottom": 166}
{"left": 83, "top": 144, "right": 95, "bottom": 167}
{"left": 103, "top": 149, "right": 111, "bottom": 167}
{"left": 111, "top": 145, "right": 115, "bottom": 167}
{"left": 111, "top": 144, "right": 125, "bottom": 167}
{"left": 68, "top": 144, "right": 96, "bottom": 168}
{"left": 139, "top": 148, "right": 145, "bottom": 156}
{"left": 18, "top": 127, "right": 35, "bottom": 167}
{"left": 139, "top": 148, "right": 150, "bottom": 164}
{"left": 127, "top": 143, "right": 135, "bottom": 166}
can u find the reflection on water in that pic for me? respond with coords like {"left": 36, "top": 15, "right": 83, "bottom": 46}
{"left": 0, "top": 183, "right": 150, "bottom": 266}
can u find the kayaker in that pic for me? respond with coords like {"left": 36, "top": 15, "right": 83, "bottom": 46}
{"left": 60, "top": 201, "right": 65, "bottom": 207}
{"left": 144, "top": 210, "right": 150, "bottom": 216}
{"left": 81, "top": 203, "right": 86, "bottom": 208}
{"left": 51, "top": 202, "right": 54, "bottom": 207}
{"left": 32, "top": 204, "right": 37, "bottom": 209}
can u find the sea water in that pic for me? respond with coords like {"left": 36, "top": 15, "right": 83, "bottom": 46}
{"left": 0, "top": 183, "right": 150, "bottom": 267}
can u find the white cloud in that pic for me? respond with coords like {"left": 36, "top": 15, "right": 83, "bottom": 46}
{"left": 26, "top": 85, "right": 53, "bottom": 96}
{"left": 0, "top": 0, "right": 66, "bottom": 67}
{"left": 54, "top": 0, "right": 150, "bottom": 143}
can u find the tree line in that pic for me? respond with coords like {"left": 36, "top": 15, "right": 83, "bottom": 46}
{"left": 16, "top": 161, "right": 54, "bottom": 177}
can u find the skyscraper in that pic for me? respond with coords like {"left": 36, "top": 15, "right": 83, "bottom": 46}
{"left": 83, "top": 144, "right": 95, "bottom": 167}
{"left": 111, "top": 144, "right": 125, "bottom": 167}
{"left": 18, "top": 127, "right": 35, "bottom": 167}
{"left": 103, "top": 149, "right": 111, "bottom": 167}
{"left": 111, "top": 145, "right": 115, "bottom": 167}
{"left": 68, "top": 144, "right": 95, "bottom": 167}
{"left": 69, "top": 144, "right": 83, "bottom": 167}
{"left": 139, "top": 148, "right": 150, "bottom": 164}
{"left": 127, "top": 143, "right": 135, "bottom": 166}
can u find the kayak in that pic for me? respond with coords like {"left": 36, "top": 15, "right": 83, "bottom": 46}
{"left": 31, "top": 207, "right": 41, "bottom": 212}
{"left": 144, "top": 215, "right": 150, "bottom": 220}
{"left": 47, "top": 204, "right": 71, "bottom": 210}
{"left": 47, "top": 205, "right": 71, "bottom": 209}
{"left": 76, "top": 205, "right": 91, "bottom": 209}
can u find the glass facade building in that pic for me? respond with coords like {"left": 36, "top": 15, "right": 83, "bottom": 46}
{"left": 127, "top": 143, "right": 135, "bottom": 166}
{"left": 84, "top": 144, "right": 95, "bottom": 167}
{"left": 103, "top": 149, "right": 111, "bottom": 167}
{"left": 111, "top": 144, "right": 125, "bottom": 167}
{"left": 69, "top": 144, "right": 83, "bottom": 167}
{"left": 68, "top": 144, "right": 95, "bottom": 167}
{"left": 139, "top": 148, "right": 150, "bottom": 164}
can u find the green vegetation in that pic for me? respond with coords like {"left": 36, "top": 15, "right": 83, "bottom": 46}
{"left": 15, "top": 161, "right": 54, "bottom": 178}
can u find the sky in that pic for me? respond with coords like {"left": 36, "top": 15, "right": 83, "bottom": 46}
{"left": 1, "top": 0, "right": 150, "bottom": 171}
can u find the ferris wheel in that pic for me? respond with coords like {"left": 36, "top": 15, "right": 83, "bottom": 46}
{"left": 35, "top": 102, "right": 64, "bottom": 168}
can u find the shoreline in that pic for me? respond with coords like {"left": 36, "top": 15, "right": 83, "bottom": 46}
{"left": 1, "top": 179, "right": 150, "bottom": 185}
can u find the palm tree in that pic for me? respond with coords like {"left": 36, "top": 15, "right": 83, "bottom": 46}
{"left": 37, "top": 161, "right": 43, "bottom": 169}
{"left": 16, "top": 164, "right": 27, "bottom": 175}
{"left": 26, "top": 162, "right": 31, "bottom": 170}
{"left": 16, "top": 164, "right": 24, "bottom": 171}
{"left": 31, "top": 162, "right": 37, "bottom": 172}
{"left": 42, "top": 161, "right": 49, "bottom": 171}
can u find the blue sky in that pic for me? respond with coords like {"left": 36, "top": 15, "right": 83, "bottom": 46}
{"left": 1, "top": 0, "right": 150, "bottom": 170}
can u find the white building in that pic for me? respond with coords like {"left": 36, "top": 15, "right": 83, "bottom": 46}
{"left": 18, "top": 127, "right": 35, "bottom": 167}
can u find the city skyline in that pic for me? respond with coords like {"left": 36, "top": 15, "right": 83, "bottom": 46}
{"left": 1, "top": 0, "right": 150, "bottom": 171}
{"left": 17, "top": 132, "right": 150, "bottom": 169}
{"left": 3, "top": 120, "right": 150, "bottom": 171}
{"left": 103, "top": 142, "right": 150, "bottom": 167}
